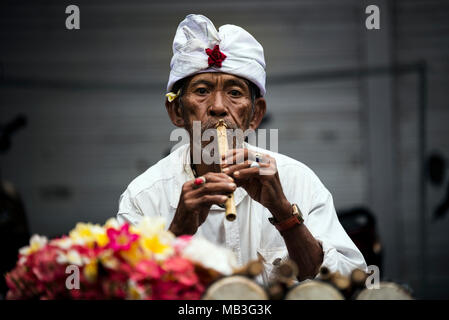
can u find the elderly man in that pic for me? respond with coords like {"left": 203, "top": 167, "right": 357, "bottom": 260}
{"left": 117, "top": 14, "right": 366, "bottom": 282}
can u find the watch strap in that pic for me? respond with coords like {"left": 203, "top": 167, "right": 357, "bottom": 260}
{"left": 269, "top": 203, "right": 304, "bottom": 232}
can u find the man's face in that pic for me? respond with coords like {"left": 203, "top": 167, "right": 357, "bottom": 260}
{"left": 180, "top": 72, "right": 254, "bottom": 134}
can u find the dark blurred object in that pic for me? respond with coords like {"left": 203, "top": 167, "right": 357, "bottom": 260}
{"left": 337, "top": 207, "right": 382, "bottom": 271}
{"left": 434, "top": 183, "right": 449, "bottom": 220}
{"left": 0, "top": 114, "right": 27, "bottom": 154}
{"left": 0, "top": 115, "right": 30, "bottom": 299}
{"left": 427, "top": 152, "right": 449, "bottom": 220}
{"left": 427, "top": 152, "right": 446, "bottom": 186}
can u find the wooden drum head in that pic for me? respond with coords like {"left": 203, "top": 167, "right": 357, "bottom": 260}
{"left": 355, "top": 282, "right": 413, "bottom": 300}
{"left": 285, "top": 280, "right": 345, "bottom": 300}
{"left": 202, "top": 276, "right": 268, "bottom": 300}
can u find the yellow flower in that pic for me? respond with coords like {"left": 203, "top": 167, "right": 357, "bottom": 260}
{"left": 165, "top": 89, "right": 181, "bottom": 102}
{"left": 98, "top": 250, "right": 119, "bottom": 270}
{"left": 127, "top": 280, "right": 147, "bottom": 300}
{"left": 140, "top": 234, "right": 173, "bottom": 261}
{"left": 69, "top": 223, "right": 108, "bottom": 248}
{"left": 134, "top": 216, "right": 175, "bottom": 260}
{"left": 19, "top": 235, "right": 48, "bottom": 256}
{"left": 119, "top": 241, "right": 143, "bottom": 266}
{"left": 95, "top": 233, "right": 109, "bottom": 247}
{"left": 83, "top": 260, "right": 98, "bottom": 282}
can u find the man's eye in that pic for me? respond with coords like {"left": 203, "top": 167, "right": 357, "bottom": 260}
{"left": 195, "top": 88, "right": 208, "bottom": 94}
{"left": 229, "top": 90, "right": 242, "bottom": 97}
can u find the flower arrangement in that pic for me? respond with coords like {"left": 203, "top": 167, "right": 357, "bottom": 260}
{"left": 5, "top": 217, "right": 238, "bottom": 300}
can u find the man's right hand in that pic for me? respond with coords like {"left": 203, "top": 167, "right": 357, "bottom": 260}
{"left": 168, "top": 172, "right": 237, "bottom": 236}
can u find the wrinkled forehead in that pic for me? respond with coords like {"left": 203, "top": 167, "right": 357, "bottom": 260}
{"left": 186, "top": 72, "right": 251, "bottom": 90}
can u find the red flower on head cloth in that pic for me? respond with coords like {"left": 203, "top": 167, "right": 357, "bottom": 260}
{"left": 205, "top": 45, "right": 226, "bottom": 68}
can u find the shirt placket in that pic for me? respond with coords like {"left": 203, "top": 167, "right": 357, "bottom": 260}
{"left": 224, "top": 215, "right": 242, "bottom": 266}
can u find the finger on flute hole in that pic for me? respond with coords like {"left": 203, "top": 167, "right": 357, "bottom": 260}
{"left": 223, "top": 154, "right": 246, "bottom": 166}
{"left": 223, "top": 149, "right": 242, "bottom": 159}
{"left": 234, "top": 170, "right": 253, "bottom": 179}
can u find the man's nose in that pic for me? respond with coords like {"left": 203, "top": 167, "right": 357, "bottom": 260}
{"left": 208, "top": 92, "right": 228, "bottom": 117}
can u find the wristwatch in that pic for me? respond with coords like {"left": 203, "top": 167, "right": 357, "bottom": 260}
{"left": 269, "top": 203, "right": 304, "bottom": 232}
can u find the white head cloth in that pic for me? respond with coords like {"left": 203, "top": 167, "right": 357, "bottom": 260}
{"left": 167, "top": 14, "right": 266, "bottom": 96}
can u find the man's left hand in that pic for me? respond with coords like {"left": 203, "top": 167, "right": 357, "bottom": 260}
{"left": 221, "top": 148, "right": 292, "bottom": 220}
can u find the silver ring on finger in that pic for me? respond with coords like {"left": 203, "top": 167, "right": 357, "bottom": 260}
{"left": 250, "top": 161, "right": 261, "bottom": 168}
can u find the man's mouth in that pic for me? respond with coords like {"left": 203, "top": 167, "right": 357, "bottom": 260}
{"left": 201, "top": 119, "right": 237, "bottom": 132}
{"left": 196, "top": 119, "right": 245, "bottom": 154}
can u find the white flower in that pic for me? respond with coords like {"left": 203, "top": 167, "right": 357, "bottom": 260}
{"left": 18, "top": 256, "right": 27, "bottom": 265}
{"left": 56, "top": 249, "right": 89, "bottom": 266}
{"left": 19, "top": 234, "right": 48, "bottom": 256}
{"left": 52, "top": 237, "right": 74, "bottom": 250}
{"left": 181, "top": 237, "right": 238, "bottom": 275}
{"left": 104, "top": 218, "right": 120, "bottom": 229}
{"left": 136, "top": 216, "right": 168, "bottom": 237}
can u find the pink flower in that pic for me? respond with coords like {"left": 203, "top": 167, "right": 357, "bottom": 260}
{"left": 106, "top": 224, "right": 139, "bottom": 251}
{"left": 173, "top": 235, "right": 192, "bottom": 254}
{"left": 163, "top": 256, "right": 193, "bottom": 274}
{"left": 133, "top": 260, "right": 164, "bottom": 282}
{"left": 152, "top": 280, "right": 204, "bottom": 300}
{"left": 152, "top": 281, "right": 184, "bottom": 300}
{"left": 162, "top": 256, "right": 200, "bottom": 287}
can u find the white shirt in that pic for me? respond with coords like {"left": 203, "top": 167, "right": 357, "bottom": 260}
{"left": 117, "top": 143, "right": 367, "bottom": 284}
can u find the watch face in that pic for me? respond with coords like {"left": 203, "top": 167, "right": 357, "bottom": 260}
{"left": 292, "top": 204, "right": 304, "bottom": 222}
{"left": 292, "top": 204, "right": 299, "bottom": 213}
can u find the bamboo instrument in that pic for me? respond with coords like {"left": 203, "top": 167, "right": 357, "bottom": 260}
{"left": 233, "top": 260, "right": 264, "bottom": 278}
{"left": 267, "top": 282, "right": 286, "bottom": 300}
{"left": 350, "top": 268, "right": 368, "bottom": 288}
{"left": 319, "top": 266, "right": 351, "bottom": 290}
{"left": 273, "top": 259, "right": 299, "bottom": 286}
{"left": 330, "top": 272, "right": 351, "bottom": 291}
{"left": 319, "top": 266, "right": 332, "bottom": 281}
{"left": 216, "top": 119, "right": 237, "bottom": 221}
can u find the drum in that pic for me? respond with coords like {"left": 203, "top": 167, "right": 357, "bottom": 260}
{"left": 285, "top": 280, "right": 345, "bottom": 300}
{"left": 355, "top": 282, "right": 413, "bottom": 300}
{"left": 202, "top": 275, "right": 268, "bottom": 300}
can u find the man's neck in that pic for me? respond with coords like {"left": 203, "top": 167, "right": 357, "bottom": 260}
{"left": 189, "top": 145, "right": 222, "bottom": 177}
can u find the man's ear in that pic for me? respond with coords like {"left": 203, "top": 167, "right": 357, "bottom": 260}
{"left": 165, "top": 98, "right": 185, "bottom": 128}
{"left": 249, "top": 97, "right": 267, "bottom": 130}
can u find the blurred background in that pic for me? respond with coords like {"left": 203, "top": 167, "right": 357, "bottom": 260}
{"left": 0, "top": 0, "right": 448, "bottom": 298}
